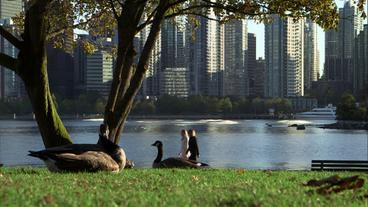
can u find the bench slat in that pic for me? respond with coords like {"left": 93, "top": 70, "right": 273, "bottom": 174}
{"left": 311, "top": 168, "right": 368, "bottom": 172}
{"left": 311, "top": 160, "right": 368, "bottom": 171}
{"left": 312, "top": 160, "right": 368, "bottom": 164}
{"left": 311, "top": 164, "right": 368, "bottom": 168}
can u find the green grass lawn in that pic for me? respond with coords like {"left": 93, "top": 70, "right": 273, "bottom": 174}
{"left": 0, "top": 168, "right": 367, "bottom": 207}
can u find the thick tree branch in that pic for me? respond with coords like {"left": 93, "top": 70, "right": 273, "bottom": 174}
{"left": 137, "top": 0, "right": 190, "bottom": 33}
{"left": 109, "top": 2, "right": 146, "bottom": 108}
{"left": 0, "top": 53, "right": 17, "bottom": 72}
{"left": 114, "top": 45, "right": 135, "bottom": 107}
{"left": 113, "top": 0, "right": 168, "bottom": 143}
{"left": 104, "top": 0, "right": 148, "bottom": 140}
{"left": 0, "top": 25, "right": 22, "bottom": 49}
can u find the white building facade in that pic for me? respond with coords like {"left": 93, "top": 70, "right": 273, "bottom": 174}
{"left": 265, "top": 15, "right": 304, "bottom": 98}
{"left": 85, "top": 50, "right": 113, "bottom": 97}
{"left": 223, "top": 19, "right": 248, "bottom": 97}
{"left": 304, "top": 19, "right": 319, "bottom": 91}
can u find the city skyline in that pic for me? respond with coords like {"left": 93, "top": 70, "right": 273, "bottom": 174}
{"left": 249, "top": 0, "right": 367, "bottom": 76}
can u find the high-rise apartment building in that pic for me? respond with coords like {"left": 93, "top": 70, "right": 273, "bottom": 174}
{"left": 353, "top": 24, "right": 368, "bottom": 97}
{"left": 136, "top": 23, "right": 161, "bottom": 98}
{"left": 265, "top": 15, "right": 304, "bottom": 98}
{"left": 0, "top": 0, "right": 23, "bottom": 100}
{"left": 247, "top": 33, "right": 256, "bottom": 97}
{"left": 0, "top": 20, "right": 17, "bottom": 99}
{"left": 159, "top": 17, "right": 190, "bottom": 97}
{"left": 187, "top": 13, "right": 224, "bottom": 96}
{"left": 159, "top": 67, "right": 190, "bottom": 97}
{"left": 74, "top": 34, "right": 114, "bottom": 97}
{"left": 324, "top": 0, "right": 363, "bottom": 84}
{"left": 0, "top": 0, "right": 22, "bottom": 19}
{"left": 254, "top": 58, "right": 265, "bottom": 97}
{"left": 47, "top": 29, "right": 74, "bottom": 98}
{"left": 161, "top": 18, "right": 187, "bottom": 69}
{"left": 47, "top": 45, "right": 74, "bottom": 98}
{"left": 304, "top": 19, "right": 319, "bottom": 92}
{"left": 73, "top": 35, "right": 89, "bottom": 96}
{"left": 223, "top": 19, "right": 248, "bottom": 97}
{"left": 85, "top": 50, "right": 113, "bottom": 97}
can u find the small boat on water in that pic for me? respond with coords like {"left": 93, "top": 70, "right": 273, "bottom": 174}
{"left": 266, "top": 120, "right": 312, "bottom": 127}
{"left": 295, "top": 105, "right": 336, "bottom": 120}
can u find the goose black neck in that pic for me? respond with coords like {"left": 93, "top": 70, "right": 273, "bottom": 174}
{"left": 98, "top": 135, "right": 119, "bottom": 154}
{"left": 154, "top": 145, "right": 163, "bottom": 163}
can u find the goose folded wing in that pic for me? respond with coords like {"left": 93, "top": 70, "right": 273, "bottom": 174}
{"left": 160, "top": 157, "right": 200, "bottom": 168}
{"left": 43, "top": 144, "right": 104, "bottom": 155}
{"left": 49, "top": 151, "right": 120, "bottom": 172}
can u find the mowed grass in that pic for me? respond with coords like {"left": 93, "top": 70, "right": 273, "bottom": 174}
{"left": 0, "top": 168, "right": 367, "bottom": 207}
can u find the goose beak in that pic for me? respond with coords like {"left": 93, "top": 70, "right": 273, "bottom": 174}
{"left": 151, "top": 143, "right": 155, "bottom": 146}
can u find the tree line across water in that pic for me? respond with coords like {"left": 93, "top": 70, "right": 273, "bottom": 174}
{"left": 1, "top": 93, "right": 366, "bottom": 120}
{"left": 0, "top": 93, "right": 293, "bottom": 116}
{"left": 132, "top": 95, "right": 293, "bottom": 115}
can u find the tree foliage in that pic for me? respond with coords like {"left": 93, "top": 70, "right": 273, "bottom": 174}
{"left": 336, "top": 93, "right": 367, "bottom": 121}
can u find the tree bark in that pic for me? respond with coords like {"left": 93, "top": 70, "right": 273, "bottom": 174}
{"left": 109, "top": 0, "right": 169, "bottom": 143}
{"left": 17, "top": 0, "right": 72, "bottom": 148}
{"left": 21, "top": 55, "right": 72, "bottom": 148}
{"left": 104, "top": 0, "right": 147, "bottom": 142}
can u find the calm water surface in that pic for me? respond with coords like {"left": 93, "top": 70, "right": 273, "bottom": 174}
{"left": 0, "top": 119, "right": 367, "bottom": 170}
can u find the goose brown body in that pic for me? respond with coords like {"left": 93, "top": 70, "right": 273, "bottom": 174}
{"left": 28, "top": 124, "right": 127, "bottom": 172}
{"left": 29, "top": 144, "right": 125, "bottom": 172}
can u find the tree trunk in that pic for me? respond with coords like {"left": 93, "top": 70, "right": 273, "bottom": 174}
{"left": 108, "top": 0, "right": 169, "bottom": 143}
{"left": 104, "top": 1, "right": 147, "bottom": 142}
{"left": 17, "top": 0, "right": 72, "bottom": 148}
{"left": 21, "top": 53, "right": 72, "bottom": 147}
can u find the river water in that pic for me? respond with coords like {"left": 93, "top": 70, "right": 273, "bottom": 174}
{"left": 0, "top": 119, "right": 367, "bottom": 170}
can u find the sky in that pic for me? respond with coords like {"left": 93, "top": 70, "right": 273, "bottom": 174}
{"left": 247, "top": 0, "right": 360, "bottom": 75}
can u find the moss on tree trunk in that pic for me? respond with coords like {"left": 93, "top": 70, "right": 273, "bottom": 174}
{"left": 21, "top": 54, "right": 72, "bottom": 148}
{"left": 16, "top": 0, "right": 73, "bottom": 148}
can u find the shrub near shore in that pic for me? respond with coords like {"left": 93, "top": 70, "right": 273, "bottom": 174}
{"left": 0, "top": 168, "right": 367, "bottom": 206}
{"left": 337, "top": 94, "right": 367, "bottom": 121}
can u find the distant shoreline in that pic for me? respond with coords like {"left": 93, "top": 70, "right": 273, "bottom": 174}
{"left": 0, "top": 114, "right": 282, "bottom": 121}
{"left": 320, "top": 121, "right": 368, "bottom": 130}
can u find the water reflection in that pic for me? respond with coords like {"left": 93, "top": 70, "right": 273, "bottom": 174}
{"left": 0, "top": 119, "right": 367, "bottom": 169}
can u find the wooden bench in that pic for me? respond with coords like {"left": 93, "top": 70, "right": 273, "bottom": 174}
{"left": 311, "top": 160, "right": 368, "bottom": 171}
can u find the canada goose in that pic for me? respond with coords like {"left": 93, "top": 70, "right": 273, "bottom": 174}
{"left": 28, "top": 124, "right": 127, "bottom": 172}
{"left": 151, "top": 140, "right": 209, "bottom": 168}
